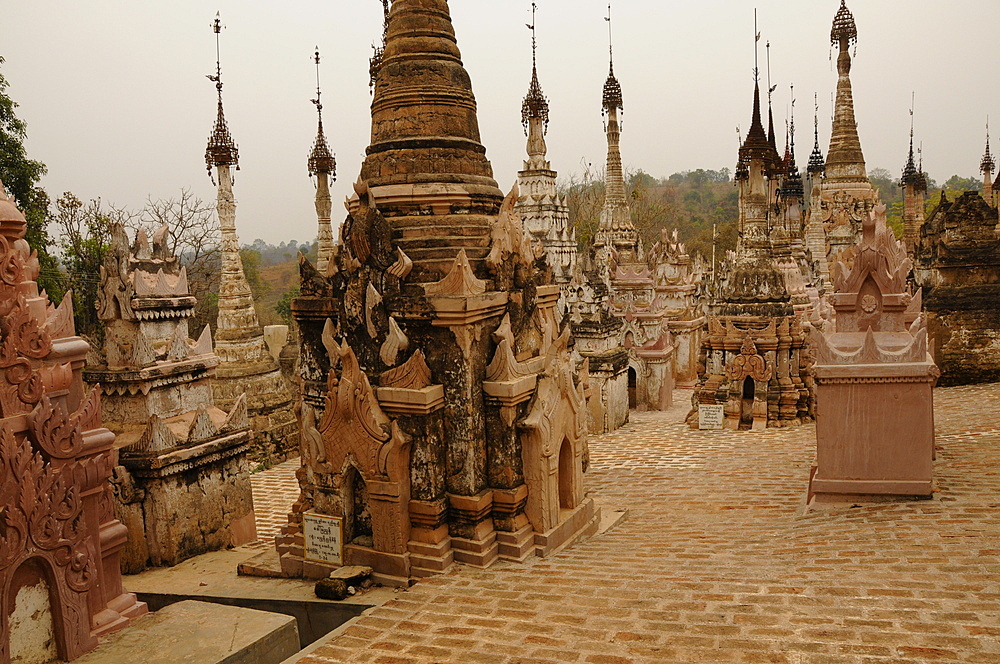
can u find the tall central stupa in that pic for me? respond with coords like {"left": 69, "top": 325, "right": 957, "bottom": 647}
{"left": 271, "top": 0, "right": 599, "bottom": 586}
{"left": 354, "top": 0, "right": 505, "bottom": 283}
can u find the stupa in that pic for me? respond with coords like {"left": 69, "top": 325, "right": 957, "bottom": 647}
{"left": 808, "top": 0, "right": 880, "bottom": 270}
{"left": 86, "top": 223, "right": 255, "bottom": 573}
{"left": 688, "top": 57, "right": 812, "bottom": 430}
{"left": 570, "top": 8, "right": 672, "bottom": 427}
{"left": 810, "top": 202, "right": 938, "bottom": 501}
{"left": 266, "top": 0, "right": 598, "bottom": 586}
{"left": 913, "top": 189, "right": 1000, "bottom": 385}
{"left": 204, "top": 15, "right": 297, "bottom": 462}
{"left": 514, "top": 5, "right": 576, "bottom": 290}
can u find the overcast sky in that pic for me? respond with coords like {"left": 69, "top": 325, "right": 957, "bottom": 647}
{"left": 5, "top": 1, "right": 999, "bottom": 246}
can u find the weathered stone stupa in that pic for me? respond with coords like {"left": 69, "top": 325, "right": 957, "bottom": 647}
{"left": 807, "top": 0, "right": 879, "bottom": 271}
{"left": 899, "top": 121, "right": 927, "bottom": 258}
{"left": 514, "top": 9, "right": 575, "bottom": 289}
{"left": 913, "top": 189, "right": 1000, "bottom": 385}
{"left": 570, "top": 20, "right": 672, "bottom": 427}
{"left": 810, "top": 202, "right": 938, "bottom": 502}
{"left": 273, "top": 0, "right": 598, "bottom": 586}
{"left": 646, "top": 229, "right": 704, "bottom": 387}
{"left": 688, "top": 72, "right": 812, "bottom": 430}
{"left": 86, "top": 223, "right": 255, "bottom": 573}
{"left": 0, "top": 185, "right": 146, "bottom": 660}
{"left": 309, "top": 48, "right": 337, "bottom": 276}
{"left": 204, "top": 16, "right": 297, "bottom": 462}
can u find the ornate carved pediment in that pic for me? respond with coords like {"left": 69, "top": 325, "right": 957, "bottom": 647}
{"left": 834, "top": 203, "right": 911, "bottom": 296}
{"left": 318, "top": 336, "right": 395, "bottom": 481}
{"left": 726, "top": 336, "right": 773, "bottom": 382}
{"left": 0, "top": 425, "right": 99, "bottom": 588}
{"left": 521, "top": 342, "right": 586, "bottom": 458}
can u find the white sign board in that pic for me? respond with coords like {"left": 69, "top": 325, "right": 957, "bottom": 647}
{"left": 698, "top": 404, "right": 725, "bottom": 430}
{"left": 303, "top": 512, "right": 343, "bottom": 565}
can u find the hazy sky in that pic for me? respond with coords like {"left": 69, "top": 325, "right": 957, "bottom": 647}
{"left": 5, "top": 1, "right": 999, "bottom": 246}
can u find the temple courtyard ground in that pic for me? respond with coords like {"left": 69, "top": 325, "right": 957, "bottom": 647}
{"left": 247, "top": 383, "right": 1000, "bottom": 664}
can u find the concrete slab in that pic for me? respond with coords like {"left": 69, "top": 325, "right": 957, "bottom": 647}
{"left": 74, "top": 600, "right": 298, "bottom": 664}
{"left": 125, "top": 546, "right": 398, "bottom": 647}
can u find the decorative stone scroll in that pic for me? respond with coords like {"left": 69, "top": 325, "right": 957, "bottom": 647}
{"left": 0, "top": 183, "right": 146, "bottom": 660}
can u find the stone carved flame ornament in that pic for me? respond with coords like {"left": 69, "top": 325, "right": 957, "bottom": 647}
{"left": 96, "top": 224, "right": 136, "bottom": 322}
{"left": 424, "top": 249, "right": 487, "bottom": 298}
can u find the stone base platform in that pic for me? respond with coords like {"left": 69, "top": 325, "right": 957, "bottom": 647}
{"left": 534, "top": 497, "right": 601, "bottom": 558}
{"left": 73, "top": 600, "right": 298, "bottom": 664}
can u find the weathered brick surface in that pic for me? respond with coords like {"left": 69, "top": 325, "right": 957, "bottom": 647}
{"left": 288, "top": 384, "right": 1000, "bottom": 663}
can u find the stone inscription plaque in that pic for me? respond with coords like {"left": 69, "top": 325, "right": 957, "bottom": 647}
{"left": 699, "top": 404, "right": 725, "bottom": 430}
{"left": 303, "top": 512, "right": 343, "bottom": 565}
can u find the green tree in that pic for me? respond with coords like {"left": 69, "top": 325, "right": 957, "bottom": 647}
{"left": 942, "top": 174, "right": 981, "bottom": 195}
{"left": 239, "top": 247, "right": 270, "bottom": 300}
{"left": 52, "top": 193, "right": 128, "bottom": 338}
{"left": 275, "top": 285, "right": 300, "bottom": 326}
{"left": 0, "top": 56, "right": 62, "bottom": 300}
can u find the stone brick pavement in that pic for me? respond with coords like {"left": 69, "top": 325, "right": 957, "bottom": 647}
{"left": 257, "top": 384, "right": 1000, "bottom": 663}
{"left": 251, "top": 457, "right": 299, "bottom": 544}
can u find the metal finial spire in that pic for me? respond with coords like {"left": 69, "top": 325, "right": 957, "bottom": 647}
{"left": 312, "top": 47, "right": 322, "bottom": 113}
{"left": 766, "top": 41, "right": 776, "bottom": 104}
{"left": 308, "top": 47, "right": 335, "bottom": 178}
{"left": 753, "top": 10, "right": 760, "bottom": 83}
{"left": 982, "top": 117, "right": 995, "bottom": 175}
{"left": 522, "top": 1, "right": 549, "bottom": 134}
{"left": 205, "top": 12, "right": 238, "bottom": 179}
{"left": 606, "top": 3, "right": 614, "bottom": 71}
{"left": 601, "top": 2, "right": 622, "bottom": 114}
{"left": 901, "top": 93, "right": 923, "bottom": 189}
{"left": 808, "top": 92, "right": 825, "bottom": 176}
{"left": 529, "top": 2, "right": 538, "bottom": 71}
{"left": 790, "top": 85, "right": 796, "bottom": 153}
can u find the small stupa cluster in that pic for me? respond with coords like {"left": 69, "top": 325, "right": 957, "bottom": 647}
{"left": 85, "top": 222, "right": 255, "bottom": 573}
{"left": 688, "top": 39, "right": 813, "bottom": 430}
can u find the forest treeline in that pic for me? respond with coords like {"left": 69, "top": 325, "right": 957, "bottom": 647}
{"left": 557, "top": 165, "right": 986, "bottom": 266}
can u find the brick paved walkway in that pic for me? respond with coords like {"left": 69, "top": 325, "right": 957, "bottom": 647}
{"left": 266, "top": 384, "right": 1000, "bottom": 664}
{"left": 251, "top": 457, "right": 299, "bottom": 544}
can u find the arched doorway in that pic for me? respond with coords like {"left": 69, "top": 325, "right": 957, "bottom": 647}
{"left": 344, "top": 467, "right": 373, "bottom": 547}
{"left": 558, "top": 438, "right": 575, "bottom": 511}
{"left": 7, "top": 559, "right": 59, "bottom": 663}
{"left": 739, "top": 376, "right": 755, "bottom": 430}
{"left": 628, "top": 367, "right": 637, "bottom": 409}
